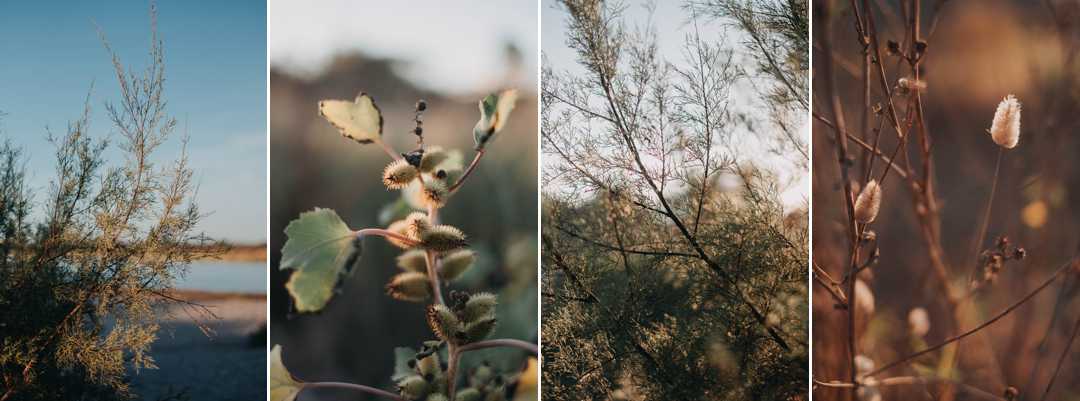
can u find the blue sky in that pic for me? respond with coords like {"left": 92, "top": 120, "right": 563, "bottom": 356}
{"left": 0, "top": 0, "right": 267, "bottom": 243}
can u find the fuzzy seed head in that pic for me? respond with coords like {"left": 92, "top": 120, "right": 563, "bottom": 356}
{"left": 387, "top": 220, "right": 418, "bottom": 249}
{"left": 397, "top": 249, "right": 429, "bottom": 273}
{"left": 908, "top": 307, "right": 930, "bottom": 338}
{"left": 990, "top": 94, "right": 1021, "bottom": 149}
{"left": 439, "top": 249, "right": 476, "bottom": 281}
{"left": 405, "top": 212, "right": 431, "bottom": 239}
{"left": 397, "top": 375, "right": 429, "bottom": 400}
{"left": 416, "top": 353, "right": 441, "bottom": 378}
{"left": 463, "top": 317, "right": 497, "bottom": 342}
{"left": 454, "top": 388, "right": 482, "bottom": 401}
{"left": 427, "top": 304, "right": 462, "bottom": 343}
{"left": 386, "top": 272, "right": 431, "bottom": 302}
{"left": 462, "top": 292, "right": 498, "bottom": 324}
{"left": 853, "top": 180, "right": 882, "bottom": 224}
{"left": 383, "top": 159, "right": 419, "bottom": 190}
{"left": 419, "top": 146, "right": 449, "bottom": 173}
{"left": 419, "top": 180, "right": 449, "bottom": 209}
{"left": 421, "top": 225, "right": 468, "bottom": 252}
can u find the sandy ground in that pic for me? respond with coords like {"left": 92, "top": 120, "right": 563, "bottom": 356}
{"left": 131, "top": 292, "right": 266, "bottom": 401}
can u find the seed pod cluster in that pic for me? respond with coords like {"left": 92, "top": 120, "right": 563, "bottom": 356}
{"left": 454, "top": 362, "right": 510, "bottom": 401}
{"left": 395, "top": 345, "right": 450, "bottom": 401}
{"left": 384, "top": 211, "right": 471, "bottom": 303}
{"left": 426, "top": 292, "right": 499, "bottom": 345}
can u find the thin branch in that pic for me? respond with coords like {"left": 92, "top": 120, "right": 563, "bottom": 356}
{"left": 865, "top": 257, "right": 1077, "bottom": 377}
{"left": 457, "top": 339, "right": 538, "bottom": 356}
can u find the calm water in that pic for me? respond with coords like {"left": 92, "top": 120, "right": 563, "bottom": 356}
{"left": 174, "top": 261, "right": 266, "bottom": 294}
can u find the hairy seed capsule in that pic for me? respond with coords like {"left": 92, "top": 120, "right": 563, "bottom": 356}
{"left": 990, "top": 94, "right": 1021, "bottom": 149}
{"left": 462, "top": 292, "right": 497, "bottom": 324}
{"left": 422, "top": 225, "right": 468, "bottom": 252}
{"left": 454, "top": 388, "right": 481, "bottom": 401}
{"left": 419, "top": 146, "right": 449, "bottom": 173}
{"left": 463, "top": 317, "right": 497, "bottom": 342}
{"left": 406, "top": 212, "right": 431, "bottom": 239}
{"left": 387, "top": 272, "right": 431, "bottom": 302}
{"left": 470, "top": 364, "right": 494, "bottom": 387}
{"left": 398, "top": 375, "right": 429, "bottom": 400}
{"left": 417, "top": 353, "right": 441, "bottom": 378}
{"left": 427, "top": 304, "right": 462, "bottom": 343}
{"left": 439, "top": 249, "right": 476, "bottom": 281}
{"left": 853, "top": 180, "right": 882, "bottom": 224}
{"left": 383, "top": 159, "right": 419, "bottom": 190}
{"left": 387, "top": 220, "right": 418, "bottom": 249}
{"left": 419, "top": 180, "right": 449, "bottom": 209}
{"left": 397, "top": 249, "right": 429, "bottom": 273}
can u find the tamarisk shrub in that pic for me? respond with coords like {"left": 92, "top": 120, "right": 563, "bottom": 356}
{"left": 271, "top": 91, "right": 538, "bottom": 401}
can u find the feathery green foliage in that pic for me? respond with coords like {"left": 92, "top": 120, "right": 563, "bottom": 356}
{"left": 0, "top": 8, "right": 214, "bottom": 400}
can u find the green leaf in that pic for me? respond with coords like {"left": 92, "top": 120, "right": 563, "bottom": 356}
{"left": 280, "top": 208, "right": 357, "bottom": 312}
{"left": 472, "top": 89, "right": 518, "bottom": 150}
{"left": 270, "top": 345, "right": 304, "bottom": 401}
{"left": 318, "top": 92, "right": 384, "bottom": 144}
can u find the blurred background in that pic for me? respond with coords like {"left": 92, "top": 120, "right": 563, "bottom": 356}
{"left": 268, "top": 1, "right": 538, "bottom": 399}
{"left": 0, "top": 1, "right": 266, "bottom": 400}
{"left": 813, "top": 0, "right": 1080, "bottom": 399}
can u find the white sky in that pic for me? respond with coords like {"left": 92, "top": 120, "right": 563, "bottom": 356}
{"left": 269, "top": 0, "right": 539, "bottom": 94}
{"left": 541, "top": 0, "right": 809, "bottom": 208}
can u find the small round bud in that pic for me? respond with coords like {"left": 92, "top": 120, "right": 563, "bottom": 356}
{"left": 419, "top": 180, "right": 449, "bottom": 209}
{"left": 406, "top": 212, "right": 431, "bottom": 239}
{"left": 461, "top": 292, "right": 497, "bottom": 324}
{"left": 416, "top": 99, "right": 427, "bottom": 111}
{"left": 419, "top": 147, "right": 449, "bottom": 173}
{"left": 398, "top": 375, "right": 429, "bottom": 400}
{"left": 397, "top": 249, "right": 429, "bottom": 273}
{"left": 463, "top": 317, "right": 497, "bottom": 342}
{"left": 386, "top": 272, "right": 431, "bottom": 302}
{"left": 414, "top": 126, "right": 424, "bottom": 136}
{"left": 454, "top": 388, "right": 481, "bottom": 401}
{"left": 907, "top": 307, "right": 930, "bottom": 338}
{"left": 421, "top": 225, "right": 468, "bottom": 252}
{"left": 427, "top": 304, "right": 462, "bottom": 343}
{"left": 439, "top": 250, "right": 476, "bottom": 281}
{"left": 416, "top": 353, "right": 441, "bottom": 378}
{"left": 383, "top": 159, "right": 419, "bottom": 190}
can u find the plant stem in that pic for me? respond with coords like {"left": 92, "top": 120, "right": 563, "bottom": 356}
{"left": 457, "top": 338, "right": 539, "bottom": 355}
{"left": 967, "top": 147, "right": 1003, "bottom": 286}
{"left": 445, "top": 339, "right": 538, "bottom": 401}
{"left": 377, "top": 139, "right": 402, "bottom": 161}
{"left": 449, "top": 150, "right": 485, "bottom": 193}
{"left": 1040, "top": 313, "right": 1080, "bottom": 401}
{"left": 865, "top": 257, "right": 1076, "bottom": 377}
{"left": 425, "top": 250, "right": 445, "bottom": 306}
{"left": 302, "top": 382, "right": 405, "bottom": 401}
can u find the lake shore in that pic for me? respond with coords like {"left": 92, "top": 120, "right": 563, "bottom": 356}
{"left": 133, "top": 290, "right": 266, "bottom": 401}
